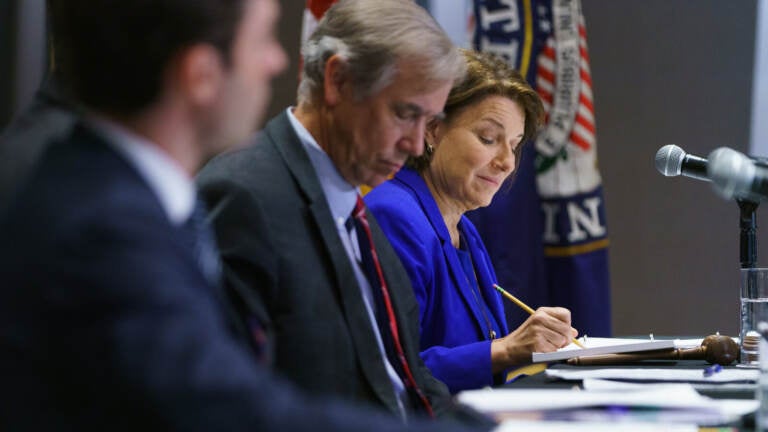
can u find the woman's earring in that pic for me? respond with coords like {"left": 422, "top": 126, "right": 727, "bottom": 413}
{"left": 426, "top": 142, "right": 434, "bottom": 153}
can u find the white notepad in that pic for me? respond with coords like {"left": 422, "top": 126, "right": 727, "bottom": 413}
{"left": 531, "top": 337, "right": 700, "bottom": 363}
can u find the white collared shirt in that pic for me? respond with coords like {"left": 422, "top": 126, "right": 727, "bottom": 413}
{"left": 87, "top": 117, "right": 195, "bottom": 226}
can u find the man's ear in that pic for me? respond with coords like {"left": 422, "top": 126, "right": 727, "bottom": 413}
{"left": 173, "top": 44, "right": 224, "bottom": 107}
{"left": 323, "top": 54, "right": 349, "bottom": 107}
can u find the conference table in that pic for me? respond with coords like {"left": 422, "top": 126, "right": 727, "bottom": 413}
{"left": 478, "top": 359, "right": 759, "bottom": 430}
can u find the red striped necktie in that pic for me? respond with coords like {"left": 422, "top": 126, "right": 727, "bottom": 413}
{"left": 351, "top": 195, "right": 434, "bottom": 418}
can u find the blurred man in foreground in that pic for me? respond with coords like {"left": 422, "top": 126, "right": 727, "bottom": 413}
{"left": 0, "top": 1, "right": 482, "bottom": 431}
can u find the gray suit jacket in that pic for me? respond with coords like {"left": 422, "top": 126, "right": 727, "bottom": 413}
{"left": 197, "top": 111, "right": 491, "bottom": 427}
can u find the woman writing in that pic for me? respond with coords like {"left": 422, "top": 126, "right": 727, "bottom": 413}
{"left": 365, "top": 50, "right": 578, "bottom": 393}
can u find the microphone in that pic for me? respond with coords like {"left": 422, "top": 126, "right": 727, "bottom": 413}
{"left": 707, "top": 147, "right": 768, "bottom": 201}
{"left": 655, "top": 144, "right": 710, "bottom": 182}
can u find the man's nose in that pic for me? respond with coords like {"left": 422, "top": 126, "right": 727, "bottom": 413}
{"left": 399, "top": 118, "right": 427, "bottom": 156}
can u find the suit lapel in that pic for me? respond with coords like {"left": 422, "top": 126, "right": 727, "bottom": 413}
{"left": 440, "top": 235, "right": 493, "bottom": 339}
{"left": 461, "top": 219, "right": 508, "bottom": 334}
{"left": 263, "top": 113, "right": 402, "bottom": 414}
{"left": 366, "top": 211, "right": 424, "bottom": 368}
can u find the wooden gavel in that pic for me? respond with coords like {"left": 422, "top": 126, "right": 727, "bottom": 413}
{"left": 566, "top": 334, "right": 739, "bottom": 366}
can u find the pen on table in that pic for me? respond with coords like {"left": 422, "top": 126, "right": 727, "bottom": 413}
{"left": 492, "top": 283, "right": 585, "bottom": 349}
{"left": 702, "top": 363, "right": 722, "bottom": 377}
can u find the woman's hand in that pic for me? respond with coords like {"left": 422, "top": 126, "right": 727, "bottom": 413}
{"left": 490, "top": 307, "right": 577, "bottom": 372}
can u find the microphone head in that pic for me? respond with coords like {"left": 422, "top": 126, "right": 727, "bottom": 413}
{"left": 655, "top": 144, "right": 685, "bottom": 176}
{"left": 707, "top": 147, "right": 757, "bottom": 200}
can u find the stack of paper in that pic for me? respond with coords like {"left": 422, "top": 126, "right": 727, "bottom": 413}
{"left": 457, "top": 382, "right": 757, "bottom": 426}
{"left": 545, "top": 367, "right": 759, "bottom": 383}
{"left": 494, "top": 420, "right": 697, "bottom": 432}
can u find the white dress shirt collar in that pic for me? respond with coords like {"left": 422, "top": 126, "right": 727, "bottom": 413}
{"left": 285, "top": 107, "right": 358, "bottom": 223}
{"left": 87, "top": 117, "right": 196, "bottom": 226}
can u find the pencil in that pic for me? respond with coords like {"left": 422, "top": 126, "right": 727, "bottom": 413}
{"left": 493, "top": 283, "right": 585, "bottom": 348}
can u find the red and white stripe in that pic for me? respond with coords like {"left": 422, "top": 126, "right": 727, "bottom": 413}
{"left": 535, "top": 14, "right": 596, "bottom": 152}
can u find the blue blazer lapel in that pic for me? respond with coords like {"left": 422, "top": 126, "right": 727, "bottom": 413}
{"left": 460, "top": 219, "right": 509, "bottom": 335}
{"left": 394, "top": 169, "right": 491, "bottom": 339}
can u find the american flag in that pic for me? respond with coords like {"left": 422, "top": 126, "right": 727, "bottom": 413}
{"left": 536, "top": 14, "right": 595, "bottom": 154}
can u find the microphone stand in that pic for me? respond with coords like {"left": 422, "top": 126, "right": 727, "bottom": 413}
{"left": 742, "top": 157, "right": 768, "bottom": 268}
{"left": 738, "top": 158, "right": 768, "bottom": 365}
{"left": 738, "top": 198, "right": 760, "bottom": 269}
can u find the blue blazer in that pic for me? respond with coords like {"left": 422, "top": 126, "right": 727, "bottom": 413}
{"left": 0, "top": 124, "right": 471, "bottom": 432}
{"left": 366, "top": 168, "right": 510, "bottom": 393}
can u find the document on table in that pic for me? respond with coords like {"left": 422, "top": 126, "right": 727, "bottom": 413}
{"left": 494, "top": 420, "right": 698, "bottom": 432}
{"left": 459, "top": 384, "right": 709, "bottom": 412}
{"left": 458, "top": 383, "right": 758, "bottom": 426}
{"left": 532, "top": 337, "right": 702, "bottom": 363}
{"left": 545, "top": 367, "right": 759, "bottom": 383}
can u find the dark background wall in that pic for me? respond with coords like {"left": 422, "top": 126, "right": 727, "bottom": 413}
{"left": 582, "top": 0, "right": 762, "bottom": 336}
{"left": 1, "top": 0, "right": 47, "bottom": 129}
{"left": 264, "top": 1, "right": 304, "bottom": 122}
{"left": 2, "top": 1, "right": 763, "bottom": 337}
{"left": 0, "top": 1, "right": 17, "bottom": 128}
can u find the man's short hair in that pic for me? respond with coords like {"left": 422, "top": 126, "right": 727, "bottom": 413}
{"left": 51, "top": 0, "right": 247, "bottom": 115}
{"left": 297, "top": 0, "right": 465, "bottom": 105}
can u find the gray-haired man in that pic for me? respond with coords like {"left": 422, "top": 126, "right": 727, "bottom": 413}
{"left": 198, "top": 0, "right": 492, "bottom": 428}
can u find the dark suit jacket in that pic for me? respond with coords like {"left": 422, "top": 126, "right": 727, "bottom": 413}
{"left": 0, "top": 122, "right": 472, "bottom": 432}
{"left": 197, "top": 111, "right": 493, "bottom": 427}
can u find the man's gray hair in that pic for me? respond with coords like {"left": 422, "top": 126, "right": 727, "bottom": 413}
{"left": 297, "top": 0, "right": 465, "bottom": 104}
